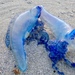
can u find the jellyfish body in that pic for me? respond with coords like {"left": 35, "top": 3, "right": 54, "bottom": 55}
{"left": 5, "top": 6, "right": 42, "bottom": 72}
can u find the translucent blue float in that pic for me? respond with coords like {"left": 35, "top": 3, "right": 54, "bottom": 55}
{"left": 5, "top": 5, "right": 42, "bottom": 72}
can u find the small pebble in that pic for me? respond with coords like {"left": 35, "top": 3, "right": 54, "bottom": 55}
{"left": 53, "top": 70, "right": 56, "bottom": 73}
{"left": 12, "top": 68, "right": 20, "bottom": 75}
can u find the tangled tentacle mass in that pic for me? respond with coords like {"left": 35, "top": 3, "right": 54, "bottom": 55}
{"left": 26, "top": 19, "right": 75, "bottom": 75}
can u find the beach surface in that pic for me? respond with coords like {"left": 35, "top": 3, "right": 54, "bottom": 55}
{"left": 0, "top": 0, "right": 75, "bottom": 75}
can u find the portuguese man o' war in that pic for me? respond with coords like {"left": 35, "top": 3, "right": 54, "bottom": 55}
{"left": 5, "top": 5, "right": 42, "bottom": 72}
{"left": 5, "top": 5, "right": 75, "bottom": 75}
{"left": 40, "top": 6, "right": 75, "bottom": 49}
